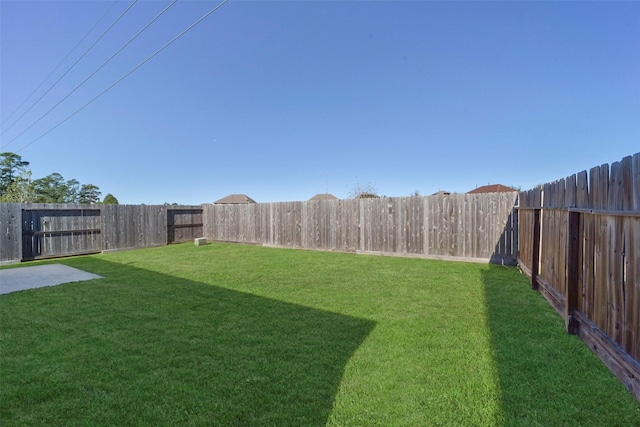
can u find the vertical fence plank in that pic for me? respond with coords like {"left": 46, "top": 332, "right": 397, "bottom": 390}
{"left": 532, "top": 208, "right": 541, "bottom": 291}
{"left": 633, "top": 153, "right": 640, "bottom": 211}
{"left": 629, "top": 216, "right": 640, "bottom": 361}
{"left": 622, "top": 215, "right": 637, "bottom": 358}
{"left": 610, "top": 162, "right": 625, "bottom": 345}
{"left": 0, "top": 204, "right": 22, "bottom": 263}
{"left": 566, "top": 211, "right": 580, "bottom": 333}
{"left": 576, "top": 170, "right": 591, "bottom": 317}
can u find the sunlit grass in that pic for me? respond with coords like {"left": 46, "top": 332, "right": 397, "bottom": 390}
{"left": 1, "top": 242, "right": 638, "bottom": 425}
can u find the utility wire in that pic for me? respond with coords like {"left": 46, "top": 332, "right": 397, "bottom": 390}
{"left": 1, "top": 0, "right": 138, "bottom": 138}
{"left": 4, "top": 0, "right": 178, "bottom": 147}
{"left": 14, "top": 0, "right": 230, "bottom": 154}
{"left": 1, "top": 1, "right": 119, "bottom": 127}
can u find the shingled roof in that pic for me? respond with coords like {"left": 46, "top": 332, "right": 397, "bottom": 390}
{"left": 309, "top": 193, "right": 338, "bottom": 201}
{"left": 214, "top": 194, "right": 257, "bottom": 204}
{"left": 467, "top": 184, "right": 517, "bottom": 194}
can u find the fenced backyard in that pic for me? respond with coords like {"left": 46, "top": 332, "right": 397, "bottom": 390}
{"left": 0, "top": 151, "right": 639, "bottom": 409}
{"left": 1, "top": 243, "right": 639, "bottom": 425}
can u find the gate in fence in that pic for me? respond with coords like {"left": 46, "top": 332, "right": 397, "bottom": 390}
{"left": 167, "top": 208, "right": 204, "bottom": 244}
{"left": 22, "top": 207, "right": 102, "bottom": 260}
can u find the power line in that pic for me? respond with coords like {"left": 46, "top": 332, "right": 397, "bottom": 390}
{"left": 14, "top": 0, "right": 230, "bottom": 154}
{"left": 4, "top": 0, "right": 178, "bottom": 147}
{"left": 1, "top": 0, "right": 139, "bottom": 138}
{"left": 1, "top": 1, "right": 119, "bottom": 127}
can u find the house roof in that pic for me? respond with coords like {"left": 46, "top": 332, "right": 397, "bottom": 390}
{"left": 214, "top": 194, "right": 257, "bottom": 204}
{"left": 467, "top": 184, "right": 517, "bottom": 194}
{"left": 309, "top": 193, "right": 338, "bottom": 201}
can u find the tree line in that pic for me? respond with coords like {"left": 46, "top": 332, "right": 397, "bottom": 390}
{"left": 0, "top": 152, "right": 118, "bottom": 204}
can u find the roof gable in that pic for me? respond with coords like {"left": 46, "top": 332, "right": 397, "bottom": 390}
{"left": 467, "top": 184, "right": 517, "bottom": 194}
{"left": 214, "top": 194, "right": 257, "bottom": 204}
{"left": 309, "top": 193, "right": 338, "bottom": 201}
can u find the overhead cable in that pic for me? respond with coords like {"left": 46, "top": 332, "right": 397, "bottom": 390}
{"left": 1, "top": 0, "right": 139, "bottom": 138}
{"left": 14, "top": 0, "right": 230, "bottom": 153}
{"left": 4, "top": 0, "right": 178, "bottom": 147}
{"left": 1, "top": 1, "right": 119, "bottom": 127}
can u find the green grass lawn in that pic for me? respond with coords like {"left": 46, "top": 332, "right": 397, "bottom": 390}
{"left": 1, "top": 242, "right": 639, "bottom": 426}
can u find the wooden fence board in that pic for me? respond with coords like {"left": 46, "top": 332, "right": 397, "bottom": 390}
{"left": 609, "top": 161, "right": 623, "bottom": 210}
{"left": 478, "top": 194, "right": 486, "bottom": 258}
{"left": 423, "top": 196, "right": 431, "bottom": 256}
{"left": 622, "top": 216, "right": 638, "bottom": 357}
{"left": 576, "top": 171, "right": 589, "bottom": 317}
{"left": 595, "top": 213, "right": 609, "bottom": 334}
{"left": 582, "top": 213, "right": 596, "bottom": 320}
{"left": 339, "top": 199, "right": 359, "bottom": 252}
{"left": 633, "top": 153, "right": 640, "bottom": 211}
{"left": 409, "top": 196, "right": 423, "bottom": 254}
{"left": 424, "top": 196, "right": 435, "bottom": 256}
{"left": 608, "top": 215, "right": 623, "bottom": 345}
{"left": 630, "top": 216, "right": 640, "bottom": 360}
{"left": 0, "top": 204, "right": 21, "bottom": 263}
{"left": 621, "top": 156, "right": 633, "bottom": 210}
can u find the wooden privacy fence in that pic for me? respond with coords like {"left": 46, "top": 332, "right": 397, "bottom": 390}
{"left": 518, "top": 152, "right": 640, "bottom": 401}
{"left": 0, "top": 204, "right": 203, "bottom": 263}
{"left": 2, "top": 195, "right": 517, "bottom": 264}
{"left": 204, "top": 192, "right": 519, "bottom": 264}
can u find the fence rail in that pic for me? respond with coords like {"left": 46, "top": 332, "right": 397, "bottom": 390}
{"left": 204, "top": 192, "right": 518, "bottom": 263}
{"left": 0, "top": 204, "right": 203, "bottom": 263}
{"left": 518, "top": 152, "right": 640, "bottom": 401}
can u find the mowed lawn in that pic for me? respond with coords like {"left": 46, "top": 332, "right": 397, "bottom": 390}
{"left": 1, "top": 243, "right": 639, "bottom": 426}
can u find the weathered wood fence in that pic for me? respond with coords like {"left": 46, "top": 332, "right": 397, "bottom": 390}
{"left": 1, "top": 193, "right": 518, "bottom": 264}
{"left": 203, "top": 192, "right": 519, "bottom": 264}
{"left": 0, "top": 204, "right": 203, "bottom": 263}
{"left": 518, "top": 152, "right": 640, "bottom": 401}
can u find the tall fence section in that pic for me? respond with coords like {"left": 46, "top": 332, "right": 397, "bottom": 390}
{"left": 0, "top": 204, "right": 203, "bottom": 263}
{"left": 203, "top": 192, "right": 518, "bottom": 263}
{"left": 518, "top": 152, "right": 640, "bottom": 401}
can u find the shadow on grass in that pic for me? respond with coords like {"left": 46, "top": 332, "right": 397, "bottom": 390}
{"left": 482, "top": 265, "right": 640, "bottom": 426}
{"left": 0, "top": 258, "right": 375, "bottom": 426}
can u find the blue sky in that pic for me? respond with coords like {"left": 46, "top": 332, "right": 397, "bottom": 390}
{"left": 1, "top": 0, "right": 638, "bottom": 204}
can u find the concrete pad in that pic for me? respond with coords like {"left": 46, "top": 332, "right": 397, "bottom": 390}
{"left": 0, "top": 264, "right": 103, "bottom": 295}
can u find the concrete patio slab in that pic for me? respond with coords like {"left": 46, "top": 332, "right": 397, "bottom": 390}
{"left": 0, "top": 264, "right": 103, "bottom": 295}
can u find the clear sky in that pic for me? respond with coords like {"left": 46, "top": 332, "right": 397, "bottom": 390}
{"left": 1, "top": 0, "right": 638, "bottom": 205}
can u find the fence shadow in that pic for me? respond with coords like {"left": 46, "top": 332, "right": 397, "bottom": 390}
{"left": 481, "top": 265, "right": 640, "bottom": 425}
{"left": 1, "top": 258, "right": 375, "bottom": 426}
{"left": 489, "top": 204, "right": 518, "bottom": 266}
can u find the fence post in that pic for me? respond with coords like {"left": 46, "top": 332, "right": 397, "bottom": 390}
{"left": 565, "top": 210, "right": 581, "bottom": 334}
{"left": 531, "top": 208, "right": 541, "bottom": 290}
